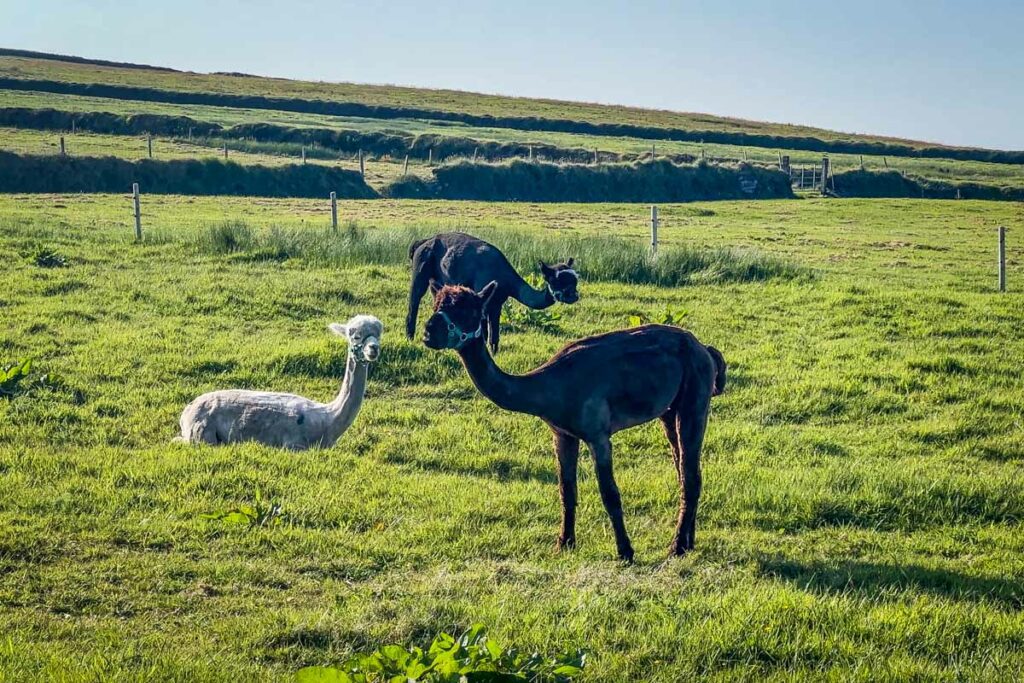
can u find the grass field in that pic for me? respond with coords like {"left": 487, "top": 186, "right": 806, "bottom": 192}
{"left": 4, "top": 89, "right": 1024, "bottom": 191}
{"left": 0, "top": 54, "right": 946, "bottom": 146}
{"left": 2, "top": 194, "right": 1023, "bottom": 680}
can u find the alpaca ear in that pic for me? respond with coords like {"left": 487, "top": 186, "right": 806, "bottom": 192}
{"left": 428, "top": 278, "right": 442, "bottom": 295}
{"left": 328, "top": 323, "right": 348, "bottom": 337}
{"left": 566, "top": 257, "right": 575, "bottom": 268}
{"left": 478, "top": 280, "right": 499, "bottom": 305}
{"left": 539, "top": 261, "right": 554, "bottom": 279}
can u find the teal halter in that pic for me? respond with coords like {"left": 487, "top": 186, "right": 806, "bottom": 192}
{"left": 438, "top": 310, "right": 482, "bottom": 349}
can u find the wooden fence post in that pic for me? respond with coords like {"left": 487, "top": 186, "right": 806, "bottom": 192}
{"left": 147, "top": 134, "right": 153, "bottom": 158}
{"left": 883, "top": 157, "right": 888, "bottom": 168}
{"left": 187, "top": 126, "right": 192, "bottom": 141}
{"left": 650, "top": 205, "right": 659, "bottom": 256}
{"left": 132, "top": 183, "right": 142, "bottom": 240}
{"left": 59, "top": 136, "right": 66, "bottom": 156}
{"left": 998, "top": 226, "right": 1007, "bottom": 292}
{"left": 428, "top": 148, "right": 433, "bottom": 166}
{"left": 330, "top": 191, "right": 338, "bottom": 231}
{"left": 820, "top": 156, "right": 830, "bottom": 195}
{"left": 593, "top": 149, "right": 598, "bottom": 165}
{"left": 358, "top": 149, "right": 365, "bottom": 177}
{"left": 473, "top": 147, "right": 478, "bottom": 162}
{"left": 71, "top": 120, "right": 76, "bottom": 134}
{"left": 403, "top": 155, "right": 409, "bottom": 176}
{"left": 651, "top": 143, "right": 656, "bottom": 157}
{"left": 223, "top": 144, "right": 228, "bottom": 160}
{"left": 529, "top": 146, "right": 534, "bottom": 162}
{"left": 302, "top": 146, "right": 307, "bottom": 164}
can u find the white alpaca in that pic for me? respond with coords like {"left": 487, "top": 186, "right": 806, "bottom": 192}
{"left": 174, "top": 315, "right": 383, "bottom": 449}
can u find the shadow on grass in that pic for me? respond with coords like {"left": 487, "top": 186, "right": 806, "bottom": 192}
{"left": 759, "top": 556, "right": 1023, "bottom": 609}
{"left": 384, "top": 450, "right": 558, "bottom": 485}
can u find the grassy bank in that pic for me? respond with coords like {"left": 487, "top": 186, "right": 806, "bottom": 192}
{"left": 1, "top": 193, "right": 1022, "bottom": 679}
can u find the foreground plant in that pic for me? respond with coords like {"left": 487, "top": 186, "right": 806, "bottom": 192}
{"left": 0, "top": 358, "right": 57, "bottom": 399}
{"left": 201, "top": 488, "right": 286, "bottom": 529}
{"left": 296, "top": 624, "right": 585, "bottom": 682}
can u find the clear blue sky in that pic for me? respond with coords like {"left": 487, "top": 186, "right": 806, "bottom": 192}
{"left": 3, "top": 0, "right": 1022, "bottom": 149}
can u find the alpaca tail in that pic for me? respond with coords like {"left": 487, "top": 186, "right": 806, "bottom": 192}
{"left": 408, "top": 237, "right": 429, "bottom": 260}
{"left": 706, "top": 345, "right": 727, "bottom": 397}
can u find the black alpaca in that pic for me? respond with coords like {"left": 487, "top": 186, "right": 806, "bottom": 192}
{"left": 405, "top": 232, "right": 579, "bottom": 352}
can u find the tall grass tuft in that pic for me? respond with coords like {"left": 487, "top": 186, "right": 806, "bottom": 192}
{"left": 195, "top": 221, "right": 810, "bottom": 285}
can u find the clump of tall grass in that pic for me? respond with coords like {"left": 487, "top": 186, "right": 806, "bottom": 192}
{"left": 194, "top": 221, "right": 810, "bottom": 285}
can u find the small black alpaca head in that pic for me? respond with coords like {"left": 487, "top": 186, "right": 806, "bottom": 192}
{"left": 540, "top": 258, "right": 579, "bottom": 304}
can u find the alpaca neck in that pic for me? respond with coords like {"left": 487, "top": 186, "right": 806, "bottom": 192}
{"left": 456, "top": 338, "right": 549, "bottom": 417}
{"left": 324, "top": 354, "right": 369, "bottom": 444}
{"left": 512, "top": 278, "right": 555, "bottom": 310}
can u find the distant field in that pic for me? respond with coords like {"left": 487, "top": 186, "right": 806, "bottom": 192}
{"left": 0, "top": 54, "right": 934, "bottom": 146}
{"left": 3, "top": 90, "right": 1024, "bottom": 190}
{"left": 0, "top": 126, "right": 431, "bottom": 191}
{"left": 2, "top": 194, "right": 1023, "bottom": 680}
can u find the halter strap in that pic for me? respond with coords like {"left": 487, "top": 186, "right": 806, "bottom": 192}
{"left": 438, "top": 310, "right": 482, "bottom": 349}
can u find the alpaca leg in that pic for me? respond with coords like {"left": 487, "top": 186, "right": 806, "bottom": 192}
{"left": 671, "top": 400, "right": 709, "bottom": 555}
{"left": 405, "top": 265, "right": 431, "bottom": 340}
{"left": 553, "top": 431, "right": 579, "bottom": 550}
{"left": 485, "top": 295, "right": 506, "bottom": 353}
{"left": 660, "top": 411, "right": 682, "bottom": 474}
{"left": 588, "top": 437, "right": 634, "bottom": 562}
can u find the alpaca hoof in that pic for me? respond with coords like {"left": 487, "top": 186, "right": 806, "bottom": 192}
{"left": 617, "top": 546, "right": 635, "bottom": 564}
{"left": 669, "top": 535, "right": 694, "bottom": 556}
{"left": 556, "top": 536, "right": 576, "bottom": 551}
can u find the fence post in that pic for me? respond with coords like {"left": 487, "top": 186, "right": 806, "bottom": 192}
{"left": 59, "top": 136, "right": 66, "bottom": 156}
{"left": 883, "top": 157, "right": 888, "bottom": 168}
{"left": 132, "top": 183, "right": 142, "bottom": 241}
{"left": 71, "top": 120, "right": 76, "bottom": 134}
{"left": 781, "top": 155, "right": 791, "bottom": 174}
{"left": 428, "top": 148, "right": 433, "bottom": 166}
{"left": 650, "top": 205, "right": 659, "bottom": 256}
{"left": 998, "top": 226, "right": 1007, "bottom": 292}
{"left": 223, "top": 144, "right": 228, "bottom": 160}
{"left": 651, "top": 143, "right": 656, "bottom": 157}
{"left": 593, "top": 149, "right": 598, "bottom": 165}
{"left": 473, "top": 147, "right": 478, "bottom": 162}
{"left": 358, "top": 149, "right": 365, "bottom": 176}
{"left": 302, "top": 146, "right": 307, "bottom": 164}
{"left": 529, "top": 146, "right": 534, "bottom": 162}
{"left": 188, "top": 126, "right": 192, "bottom": 141}
{"left": 147, "top": 134, "right": 153, "bottom": 158}
{"left": 403, "top": 154, "right": 409, "bottom": 175}
{"left": 330, "top": 191, "right": 338, "bottom": 231}
{"left": 820, "top": 156, "right": 830, "bottom": 195}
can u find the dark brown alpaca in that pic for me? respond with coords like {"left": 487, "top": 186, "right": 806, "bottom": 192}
{"left": 406, "top": 232, "right": 579, "bottom": 352}
{"left": 422, "top": 283, "right": 726, "bottom": 561}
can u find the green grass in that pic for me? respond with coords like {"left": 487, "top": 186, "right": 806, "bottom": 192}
{"left": 1, "top": 194, "right": 1023, "bottom": 680}
{"left": 3, "top": 90, "right": 1024, "bottom": 190}
{"left": 0, "top": 54, "right": 949, "bottom": 146}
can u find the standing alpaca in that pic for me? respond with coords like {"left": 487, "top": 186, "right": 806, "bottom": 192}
{"left": 174, "top": 315, "right": 383, "bottom": 449}
{"left": 421, "top": 284, "right": 725, "bottom": 561}
{"left": 406, "top": 232, "right": 579, "bottom": 352}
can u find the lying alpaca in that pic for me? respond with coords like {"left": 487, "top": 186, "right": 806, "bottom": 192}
{"left": 174, "top": 315, "right": 383, "bottom": 449}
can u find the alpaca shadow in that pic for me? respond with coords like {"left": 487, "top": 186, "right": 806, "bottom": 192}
{"left": 758, "top": 556, "right": 1023, "bottom": 609}
{"left": 385, "top": 450, "right": 558, "bottom": 485}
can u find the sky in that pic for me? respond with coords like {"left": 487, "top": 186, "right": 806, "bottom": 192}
{"left": 2, "top": 0, "right": 1023, "bottom": 149}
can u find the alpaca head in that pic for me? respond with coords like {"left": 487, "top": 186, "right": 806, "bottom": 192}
{"left": 329, "top": 314, "right": 384, "bottom": 363}
{"left": 540, "top": 258, "right": 579, "bottom": 304}
{"left": 422, "top": 282, "right": 496, "bottom": 350}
